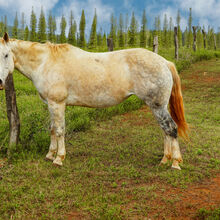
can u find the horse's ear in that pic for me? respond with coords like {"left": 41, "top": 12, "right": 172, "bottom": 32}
{"left": 3, "top": 32, "right": 9, "bottom": 43}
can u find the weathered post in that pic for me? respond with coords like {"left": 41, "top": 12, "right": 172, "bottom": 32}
{"left": 107, "top": 38, "right": 113, "bottom": 51}
{"left": 153, "top": 35, "right": 158, "bottom": 54}
{"left": 202, "top": 29, "right": 206, "bottom": 49}
{"left": 174, "top": 27, "right": 179, "bottom": 60}
{"left": 5, "top": 74, "right": 20, "bottom": 148}
{"left": 192, "top": 26, "right": 197, "bottom": 52}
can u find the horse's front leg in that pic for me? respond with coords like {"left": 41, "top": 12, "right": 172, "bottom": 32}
{"left": 47, "top": 100, "right": 66, "bottom": 166}
{"left": 45, "top": 126, "right": 58, "bottom": 161}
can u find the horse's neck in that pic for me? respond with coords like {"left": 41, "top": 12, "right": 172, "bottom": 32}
{"left": 9, "top": 39, "right": 46, "bottom": 80}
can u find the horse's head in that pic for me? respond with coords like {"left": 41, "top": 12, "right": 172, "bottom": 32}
{"left": 0, "top": 33, "right": 14, "bottom": 90}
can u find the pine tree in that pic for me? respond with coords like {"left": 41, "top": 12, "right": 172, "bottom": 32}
{"left": 30, "top": 7, "right": 37, "bottom": 41}
{"left": 89, "top": 9, "right": 97, "bottom": 49}
{"left": 118, "top": 13, "right": 125, "bottom": 48}
{"left": 154, "top": 16, "right": 162, "bottom": 46}
{"left": 176, "top": 10, "right": 182, "bottom": 47}
{"left": 38, "top": 7, "right": 47, "bottom": 43}
{"left": 48, "top": 12, "right": 53, "bottom": 42}
{"left": 12, "top": 12, "right": 19, "bottom": 39}
{"left": 217, "top": 27, "right": 220, "bottom": 49}
{"left": 196, "top": 26, "right": 203, "bottom": 49}
{"left": 102, "top": 32, "right": 107, "bottom": 48}
{"left": 79, "top": 10, "right": 86, "bottom": 48}
{"left": 187, "top": 8, "right": 193, "bottom": 48}
{"left": 24, "top": 25, "right": 29, "bottom": 41}
{"left": 163, "top": 14, "right": 168, "bottom": 47}
{"left": 183, "top": 27, "right": 188, "bottom": 47}
{"left": 124, "top": 13, "right": 129, "bottom": 47}
{"left": 168, "top": 17, "right": 174, "bottom": 47}
{"left": 20, "top": 12, "right": 25, "bottom": 40}
{"left": 4, "top": 15, "right": 7, "bottom": 33}
{"left": 128, "top": 12, "right": 137, "bottom": 47}
{"left": 140, "top": 9, "right": 147, "bottom": 47}
{"left": 52, "top": 16, "right": 57, "bottom": 42}
{"left": 68, "top": 11, "right": 77, "bottom": 46}
{"left": 0, "top": 18, "right": 4, "bottom": 37}
{"left": 207, "top": 26, "right": 214, "bottom": 50}
{"left": 97, "top": 28, "right": 103, "bottom": 48}
{"left": 109, "top": 13, "right": 117, "bottom": 47}
{"left": 60, "top": 15, "right": 67, "bottom": 43}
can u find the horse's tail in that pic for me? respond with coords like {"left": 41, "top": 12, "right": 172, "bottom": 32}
{"left": 168, "top": 62, "right": 189, "bottom": 139}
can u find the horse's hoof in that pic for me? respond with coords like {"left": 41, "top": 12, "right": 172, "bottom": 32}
{"left": 160, "top": 156, "right": 168, "bottom": 165}
{"left": 53, "top": 158, "right": 63, "bottom": 166}
{"left": 171, "top": 164, "right": 181, "bottom": 170}
{"left": 45, "top": 156, "right": 55, "bottom": 161}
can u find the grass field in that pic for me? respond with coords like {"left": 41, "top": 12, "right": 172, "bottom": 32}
{"left": 0, "top": 56, "right": 220, "bottom": 219}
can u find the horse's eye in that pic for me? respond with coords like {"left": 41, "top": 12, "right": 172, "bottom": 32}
{"left": 5, "top": 54, "right": 8, "bottom": 58}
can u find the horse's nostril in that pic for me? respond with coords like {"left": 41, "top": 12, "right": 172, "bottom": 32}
{"left": 0, "top": 79, "right": 2, "bottom": 85}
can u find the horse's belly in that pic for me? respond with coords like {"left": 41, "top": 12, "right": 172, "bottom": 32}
{"left": 66, "top": 91, "right": 131, "bottom": 108}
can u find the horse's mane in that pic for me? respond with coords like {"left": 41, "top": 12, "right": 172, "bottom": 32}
{"left": 46, "top": 42, "right": 70, "bottom": 56}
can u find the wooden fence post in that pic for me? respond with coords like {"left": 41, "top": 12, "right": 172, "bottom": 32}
{"left": 153, "top": 35, "right": 158, "bottom": 54}
{"left": 174, "top": 27, "right": 179, "bottom": 60}
{"left": 5, "top": 74, "right": 20, "bottom": 149}
{"left": 107, "top": 38, "right": 113, "bottom": 51}
{"left": 202, "top": 29, "right": 206, "bottom": 49}
{"left": 192, "top": 26, "right": 197, "bottom": 52}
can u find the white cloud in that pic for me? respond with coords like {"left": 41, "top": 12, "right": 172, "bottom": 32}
{"left": 177, "top": 0, "right": 220, "bottom": 30}
{"left": 56, "top": 0, "right": 113, "bottom": 36}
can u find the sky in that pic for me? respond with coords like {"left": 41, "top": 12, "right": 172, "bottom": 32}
{"left": 0, "top": 0, "right": 219, "bottom": 36}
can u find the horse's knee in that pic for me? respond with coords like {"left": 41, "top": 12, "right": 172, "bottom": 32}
{"left": 51, "top": 124, "right": 65, "bottom": 137}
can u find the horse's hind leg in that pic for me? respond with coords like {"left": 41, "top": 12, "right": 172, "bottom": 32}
{"left": 151, "top": 106, "right": 183, "bottom": 170}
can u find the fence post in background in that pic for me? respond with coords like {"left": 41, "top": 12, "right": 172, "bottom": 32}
{"left": 202, "top": 29, "right": 206, "bottom": 49}
{"left": 153, "top": 35, "right": 158, "bottom": 54}
{"left": 192, "top": 26, "right": 197, "bottom": 52}
{"left": 214, "top": 34, "right": 217, "bottom": 51}
{"left": 174, "top": 27, "right": 179, "bottom": 60}
{"left": 5, "top": 74, "right": 20, "bottom": 150}
{"left": 107, "top": 38, "right": 113, "bottom": 51}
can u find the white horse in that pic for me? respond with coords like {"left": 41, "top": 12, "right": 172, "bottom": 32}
{"left": 0, "top": 33, "right": 188, "bottom": 169}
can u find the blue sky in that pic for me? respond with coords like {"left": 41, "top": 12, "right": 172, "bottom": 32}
{"left": 0, "top": 0, "right": 219, "bottom": 36}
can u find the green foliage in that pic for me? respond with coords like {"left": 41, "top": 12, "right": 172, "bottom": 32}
{"left": 60, "top": 15, "right": 67, "bottom": 43}
{"left": 38, "top": 7, "right": 47, "bottom": 43}
{"left": 30, "top": 7, "right": 37, "bottom": 42}
{"left": 187, "top": 8, "right": 193, "bottom": 48}
{"left": 79, "top": 10, "right": 86, "bottom": 48}
{"left": 162, "top": 14, "right": 168, "bottom": 47}
{"left": 118, "top": 13, "right": 125, "bottom": 48}
{"left": 68, "top": 11, "right": 77, "bottom": 46}
{"left": 24, "top": 26, "right": 29, "bottom": 41}
{"left": 196, "top": 208, "right": 220, "bottom": 220}
{"left": 128, "top": 12, "right": 137, "bottom": 47}
{"left": 176, "top": 9, "right": 182, "bottom": 47}
{"left": 140, "top": 9, "right": 147, "bottom": 48}
{"left": 88, "top": 10, "right": 97, "bottom": 49}
{"left": 12, "top": 12, "right": 18, "bottom": 39}
{"left": 109, "top": 13, "right": 117, "bottom": 48}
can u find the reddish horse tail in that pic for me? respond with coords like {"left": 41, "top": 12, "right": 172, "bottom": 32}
{"left": 168, "top": 62, "right": 189, "bottom": 139}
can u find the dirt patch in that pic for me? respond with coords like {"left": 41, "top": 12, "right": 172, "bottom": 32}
{"left": 127, "top": 174, "right": 220, "bottom": 219}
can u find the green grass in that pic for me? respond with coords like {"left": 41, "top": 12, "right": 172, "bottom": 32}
{"left": 0, "top": 54, "right": 220, "bottom": 219}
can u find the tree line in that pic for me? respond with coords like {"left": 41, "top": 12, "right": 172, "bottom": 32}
{"left": 0, "top": 7, "right": 219, "bottom": 51}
